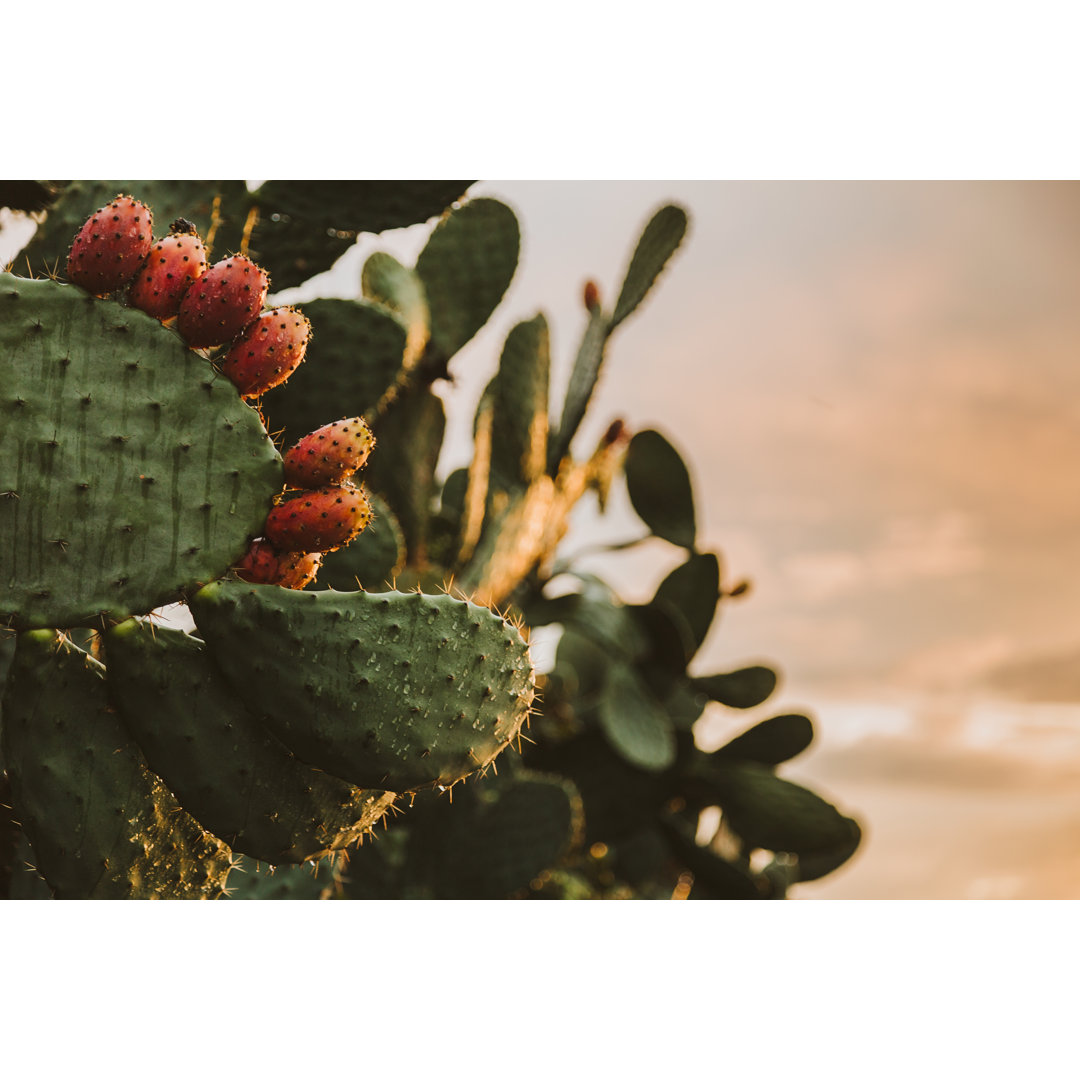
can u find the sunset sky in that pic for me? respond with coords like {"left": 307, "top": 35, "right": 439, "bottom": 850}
{"left": 5, "top": 180, "right": 1079, "bottom": 898}
{"left": 374, "top": 180, "right": 1080, "bottom": 899}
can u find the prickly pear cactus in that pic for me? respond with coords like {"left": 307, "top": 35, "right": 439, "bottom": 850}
{"left": 0, "top": 182, "right": 539, "bottom": 900}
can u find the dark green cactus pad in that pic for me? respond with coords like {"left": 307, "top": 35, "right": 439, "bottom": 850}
{"left": 314, "top": 491, "right": 406, "bottom": 592}
{"left": 487, "top": 314, "right": 551, "bottom": 497}
{"left": 104, "top": 620, "right": 395, "bottom": 864}
{"left": 365, "top": 386, "right": 446, "bottom": 565}
{"left": 610, "top": 204, "right": 688, "bottom": 331}
{"left": 406, "top": 771, "right": 584, "bottom": 899}
{"left": 361, "top": 252, "right": 430, "bottom": 366}
{"left": 714, "top": 713, "right": 814, "bottom": 767}
{"left": 188, "top": 580, "right": 535, "bottom": 793}
{"left": 260, "top": 297, "right": 408, "bottom": 441}
{"left": 658, "top": 813, "right": 763, "bottom": 900}
{"left": 625, "top": 429, "right": 696, "bottom": 550}
{"left": 18, "top": 180, "right": 250, "bottom": 275}
{"left": 549, "top": 304, "right": 610, "bottom": 472}
{"left": 0, "top": 275, "right": 283, "bottom": 630}
{"left": 415, "top": 198, "right": 520, "bottom": 361}
{"left": 648, "top": 553, "right": 720, "bottom": 664}
{"left": 248, "top": 181, "right": 474, "bottom": 291}
{"left": 692, "top": 665, "right": 778, "bottom": 710}
{"left": 687, "top": 758, "right": 857, "bottom": 857}
{"left": 523, "top": 732, "right": 672, "bottom": 845}
{"left": 223, "top": 854, "right": 343, "bottom": 900}
{"left": 597, "top": 663, "right": 677, "bottom": 771}
{"left": 1, "top": 631, "right": 232, "bottom": 898}
{"left": 794, "top": 816, "right": 862, "bottom": 882}
{"left": 6, "top": 833, "right": 55, "bottom": 899}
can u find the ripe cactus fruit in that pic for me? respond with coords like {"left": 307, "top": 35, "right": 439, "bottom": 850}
{"left": 217, "top": 306, "right": 312, "bottom": 398}
{"left": 127, "top": 220, "right": 208, "bottom": 321}
{"left": 176, "top": 254, "right": 269, "bottom": 348}
{"left": 282, "top": 417, "right": 375, "bottom": 488}
{"left": 234, "top": 538, "right": 322, "bottom": 589}
{"left": 65, "top": 194, "right": 154, "bottom": 296}
{"left": 264, "top": 484, "right": 372, "bottom": 553}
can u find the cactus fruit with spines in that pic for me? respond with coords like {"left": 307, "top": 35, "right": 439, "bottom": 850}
{"left": 1, "top": 182, "right": 862, "bottom": 899}
{"left": 127, "top": 219, "right": 208, "bottom": 321}
{"left": 65, "top": 195, "right": 154, "bottom": 296}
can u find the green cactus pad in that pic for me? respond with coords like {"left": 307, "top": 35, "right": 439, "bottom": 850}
{"left": 260, "top": 297, "right": 408, "bottom": 441}
{"left": 794, "top": 817, "right": 862, "bottom": 882}
{"left": 415, "top": 198, "right": 520, "bottom": 361}
{"left": 549, "top": 304, "right": 609, "bottom": 471}
{"left": 406, "top": 771, "right": 585, "bottom": 899}
{"left": 688, "top": 758, "right": 857, "bottom": 857}
{"left": 597, "top": 663, "right": 677, "bottom": 771}
{"left": 315, "top": 491, "right": 405, "bottom": 592}
{"left": 648, "top": 552, "right": 720, "bottom": 663}
{"left": 223, "top": 854, "right": 343, "bottom": 900}
{"left": 692, "top": 665, "right": 779, "bottom": 710}
{"left": 0, "top": 275, "right": 283, "bottom": 630}
{"left": 610, "top": 204, "right": 688, "bottom": 331}
{"left": 248, "top": 181, "right": 473, "bottom": 291}
{"left": 625, "top": 429, "right": 697, "bottom": 550}
{"left": 365, "top": 387, "right": 445, "bottom": 565}
{"left": 1, "top": 631, "right": 232, "bottom": 898}
{"left": 714, "top": 713, "right": 814, "bottom": 767}
{"left": 487, "top": 314, "right": 551, "bottom": 497}
{"left": 361, "top": 252, "right": 430, "bottom": 367}
{"left": 188, "top": 580, "right": 535, "bottom": 792}
{"left": 104, "top": 620, "right": 395, "bottom": 864}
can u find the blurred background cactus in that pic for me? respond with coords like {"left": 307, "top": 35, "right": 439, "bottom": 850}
{"left": 0, "top": 180, "right": 860, "bottom": 899}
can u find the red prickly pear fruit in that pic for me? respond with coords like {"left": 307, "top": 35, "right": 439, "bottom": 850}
{"left": 263, "top": 484, "right": 372, "bottom": 553}
{"left": 583, "top": 280, "right": 601, "bottom": 313}
{"left": 175, "top": 254, "right": 269, "bottom": 349}
{"left": 127, "top": 224, "right": 209, "bottom": 321}
{"left": 217, "top": 306, "right": 311, "bottom": 398}
{"left": 65, "top": 194, "right": 154, "bottom": 296}
{"left": 282, "top": 417, "right": 375, "bottom": 488}
{"left": 234, "top": 538, "right": 322, "bottom": 589}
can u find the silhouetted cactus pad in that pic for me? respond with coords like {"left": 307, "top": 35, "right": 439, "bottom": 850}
{"left": 625, "top": 429, "right": 697, "bottom": 550}
{"left": 714, "top": 713, "right": 814, "bottom": 767}
{"left": 0, "top": 275, "right": 283, "bottom": 630}
{"left": 692, "top": 665, "right": 779, "bottom": 711}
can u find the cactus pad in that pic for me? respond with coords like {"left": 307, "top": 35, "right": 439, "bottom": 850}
{"left": 0, "top": 275, "right": 283, "bottom": 630}
{"left": 1, "top": 631, "right": 232, "bottom": 898}
{"left": 104, "top": 620, "right": 395, "bottom": 864}
{"left": 188, "top": 580, "right": 535, "bottom": 792}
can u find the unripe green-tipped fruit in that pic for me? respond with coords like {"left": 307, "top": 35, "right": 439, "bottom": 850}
{"left": 282, "top": 417, "right": 374, "bottom": 488}
{"left": 176, "top": 254, "right": 269, "bottom": 348}
{"left": 128, "top": 225, "right": 208, "bottom": 321}
{"left": 234, "top": 538, "right": 322, "bottom": 589}
{"left": 66, "top": 195, "right": 154, "bottom": 296}
{"left": 264, "top": 483, "right": 372, "bottom": 553}
{"left": 217, "top": 306, "right": 311, "bottom": 398}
